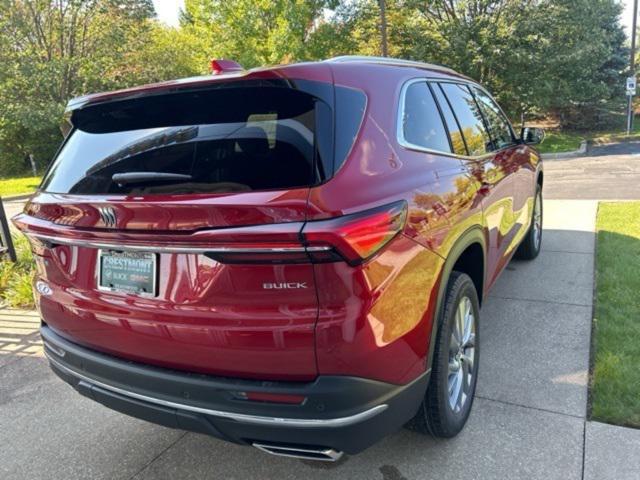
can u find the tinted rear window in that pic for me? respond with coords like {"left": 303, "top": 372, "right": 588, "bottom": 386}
{"left": 42, "top": 86, "right": 329, "bottom": 195}
{"left": 431, "top": 83, "right": 468, "bottom": 156}
{"left": 439, "top": 83, "right": 492, "bottom": 156}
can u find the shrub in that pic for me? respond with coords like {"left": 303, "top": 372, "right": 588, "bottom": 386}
{"left": 0, "top": 233, "right": 35, "bottom": 309}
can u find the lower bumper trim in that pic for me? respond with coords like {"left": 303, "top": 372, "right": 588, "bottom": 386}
{"left": 44, "top": 349, "right": 388, "bottom": 428}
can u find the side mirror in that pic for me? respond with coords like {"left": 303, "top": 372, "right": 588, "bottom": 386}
{"left": 520, "top": 127, "right": 545, "bottom": 145}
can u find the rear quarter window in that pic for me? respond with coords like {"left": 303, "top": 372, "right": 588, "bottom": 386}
{"left": 400, "top": 81, "right": 451, "bottom": 153}
{"left": 333, "top": 86, "right": 367, "bottom": 171}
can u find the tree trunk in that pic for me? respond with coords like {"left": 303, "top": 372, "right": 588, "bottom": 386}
{"left": 378, "top": 0, "right": 388, "bottom": 57}
{"left": 29, "top": 154, "right": 37, "bottom": 176}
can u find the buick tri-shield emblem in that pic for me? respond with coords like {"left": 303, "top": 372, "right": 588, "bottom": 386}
{"left": 98, "top": 206, "right": 117, "bottom": 228}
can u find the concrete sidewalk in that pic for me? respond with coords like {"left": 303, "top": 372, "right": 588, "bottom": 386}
{"left": 1, "top": 199, "right": 638, "bottom": 479}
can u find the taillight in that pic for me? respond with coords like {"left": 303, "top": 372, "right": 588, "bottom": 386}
{"left": 15, "top": 202, "right": 407, "bottom": 266}
{"left": 204, "top": 201, "right": 406, "bottom": 265}
{"left": 302, "top": 201, "right": 407, "bottom": 265}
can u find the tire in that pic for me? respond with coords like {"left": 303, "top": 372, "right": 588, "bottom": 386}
{"left": 515, "top": 185, "right": 543, "bottom": 260}
{"left": 407, "top": 271, "right": 479, "bottom": 438}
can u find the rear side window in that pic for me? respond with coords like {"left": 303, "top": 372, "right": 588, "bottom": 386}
{"left": 42, "top": 86, "right": 328, "bottom": 195}
{"left": 439, "top": 83, "right": 492, "bottom": 156}
{"left": 471, "top": 86, "right": 515, "bottom": 150}
{"left": 431, "top": 83, "right": 468, "bottom": 156}
{"left": 400, "top": 81, "right": 451, "bottom": 153}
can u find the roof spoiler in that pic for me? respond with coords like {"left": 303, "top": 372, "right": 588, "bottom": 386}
{"left": 63, "top": 59, "right": 245, "bottom": 115}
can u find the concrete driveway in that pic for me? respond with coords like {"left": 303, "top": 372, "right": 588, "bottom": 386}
{"left": 3, "top": 142, "right": 640, "bottom": 478}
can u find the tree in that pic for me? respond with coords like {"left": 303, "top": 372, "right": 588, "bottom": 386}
{"left": 180, "top": 0, "right": 340, "bottom": 68}
{"left": 339, "top": 0, "right": 627, "bottom": 126}
{"left": 0, "top": 0, "right": 196, "bottom": 175}
{"left": 0, "top": 0, "right": 630, "bottom": 176}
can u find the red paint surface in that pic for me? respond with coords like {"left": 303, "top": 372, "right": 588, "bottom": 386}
{"left": 15, "top": 60, "right": 541, "bottom": 385}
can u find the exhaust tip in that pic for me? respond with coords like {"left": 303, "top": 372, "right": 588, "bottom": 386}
{"left": 253, "top": 442, "right": 344, "bottom": 462}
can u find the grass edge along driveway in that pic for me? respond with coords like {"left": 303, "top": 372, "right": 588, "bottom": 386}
{"left": 591, "top": 202, "right": 640, "bottom": 428}
{"left": 0, "top": 176, "right": 41, "bottom": 197}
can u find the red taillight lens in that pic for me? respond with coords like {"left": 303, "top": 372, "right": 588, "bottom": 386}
{"left": 205, "top": 201, "right": 406, "bottom": 265}
{"left": 302, "top": 201, "right": 407, "bottom": 265}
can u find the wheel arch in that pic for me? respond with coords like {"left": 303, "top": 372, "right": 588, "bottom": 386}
{"left": 425, "top": 226, "right": 486, "bottom": 372}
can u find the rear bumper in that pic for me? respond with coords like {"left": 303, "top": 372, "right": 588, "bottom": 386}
{"left": 41, "top": 325, "right": 429, "bottom": 454}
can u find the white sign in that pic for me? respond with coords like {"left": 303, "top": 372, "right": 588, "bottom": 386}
{"left": 627, "top": 76, "right": 637, "bottom": 96}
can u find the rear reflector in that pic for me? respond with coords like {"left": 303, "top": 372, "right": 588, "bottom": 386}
{"left": 302, "top": 201, "right": 408, "bottom": 265}
{"left": 233, "top": 391, "right": 306, "bottom": 405}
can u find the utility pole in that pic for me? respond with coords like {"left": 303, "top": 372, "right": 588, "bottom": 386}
{"left": 627, "top": 0, "right": 638, "bottom": 135}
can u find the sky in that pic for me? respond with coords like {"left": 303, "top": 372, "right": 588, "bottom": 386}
{"left": 152, "top": 0, "right": 638, "bottom": 42}
{"left": 621, "top": 0, "right": 637, "bottom": 40}
{"left": 152, "top": 0, "right": 184, "bottom": 27}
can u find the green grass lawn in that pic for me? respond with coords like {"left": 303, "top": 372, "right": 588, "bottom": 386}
{"left": 538, "top": 122, "right": 640, "bottom": 154}
{"left": 591, "top": 202, "right": 640, "bottom": 428}
{"left": 0, "top": 176, "right": 41, "bottom": 197}
{"left": 537, "top": 130, "right": 586, "bottom": 154}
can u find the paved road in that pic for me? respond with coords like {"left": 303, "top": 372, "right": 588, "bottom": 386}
{"left": 4, "top": 198, "right": 637, "bottom": 480}
{"left": 544, "top": 140, "right": 640, "bottom": 199}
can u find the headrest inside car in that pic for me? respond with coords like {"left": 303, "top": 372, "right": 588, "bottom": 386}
{"left": 235, "top": 127, "right": 270, "bottom": 157}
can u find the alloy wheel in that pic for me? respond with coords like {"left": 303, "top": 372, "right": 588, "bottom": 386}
{"left": 447, "top": 296, "right": 476, "bottom": 413}
{"left": 533, "top": 192, "right": 542, "bottom": 250}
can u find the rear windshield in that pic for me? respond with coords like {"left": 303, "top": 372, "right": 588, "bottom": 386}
{"left": 42, "top": 85, "right": 333, "bottom": 195}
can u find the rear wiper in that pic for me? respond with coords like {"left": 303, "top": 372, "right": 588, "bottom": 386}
{"left": 112, "top": 172, "right": 193, "bottom": 186}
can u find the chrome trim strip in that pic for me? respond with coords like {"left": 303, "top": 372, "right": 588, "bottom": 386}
{"left": 44, "top": 352, "right": 388, "bottom": 428}
{"left": 27, "top": 233, "right": 331, "bottom": 255}
{"left": 253, "top": 442, "right": 344, "bottom": 462}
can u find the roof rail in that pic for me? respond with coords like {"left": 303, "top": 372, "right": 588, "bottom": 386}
{"left": 325, "top": 55, "right": 457, "bottom": 75}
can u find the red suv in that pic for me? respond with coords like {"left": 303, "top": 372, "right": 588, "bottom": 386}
{"left": 14, "top": 56, "right": 543, "bottom": 461}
